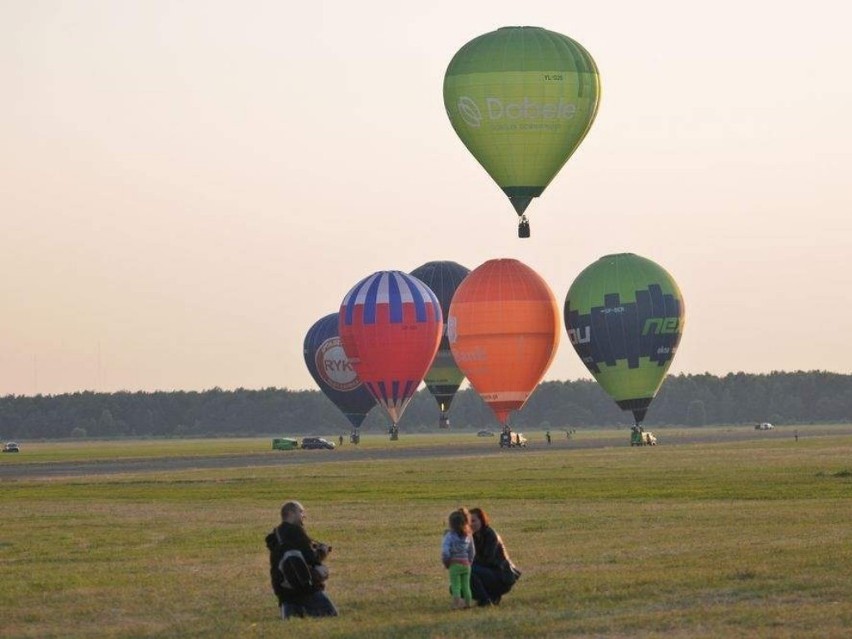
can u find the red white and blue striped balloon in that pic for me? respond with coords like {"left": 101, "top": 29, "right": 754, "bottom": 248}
{"left": 339, "top": 271, "right": 443, "bottom": 425}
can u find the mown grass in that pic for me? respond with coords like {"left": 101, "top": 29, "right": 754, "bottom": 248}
{"left": 0, "top": 427, "right": 850, "bottom": 638}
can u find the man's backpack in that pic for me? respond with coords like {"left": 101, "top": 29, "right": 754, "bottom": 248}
{"left": 279, "top": 549, "right": 313, "bottom": 592}
{"left": 274, "top": 529, "right": 313, "bottom": 593}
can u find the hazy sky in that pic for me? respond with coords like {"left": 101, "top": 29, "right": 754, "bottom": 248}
{"left": 2, "top": 1, "right": 851, "bottom": 396}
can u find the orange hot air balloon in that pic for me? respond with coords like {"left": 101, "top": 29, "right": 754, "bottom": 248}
{"left": 448, "top": 258, "right": 560, "bottom": 424}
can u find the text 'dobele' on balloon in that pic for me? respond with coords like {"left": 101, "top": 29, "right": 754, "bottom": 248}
{"left": 443, "top": 26, "right": 600, "bottom": 238}
{"left": 564, "top": 253, "right": 685, "bottom": 425}
{"left": 410, "top": 260, "right": 471, "bottom": 429}
{"left": 448, "top": 258, "right": 560, "bottom": 425}
{"left": 338, "top": 271, "right": 443, "bottom": 437}
{"left": 303, "top": 314, "right": 377, "bottom": 434}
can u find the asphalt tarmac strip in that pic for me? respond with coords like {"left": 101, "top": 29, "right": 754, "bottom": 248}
{"left": 3, "top": 427, "right": 846, "bottom": 480}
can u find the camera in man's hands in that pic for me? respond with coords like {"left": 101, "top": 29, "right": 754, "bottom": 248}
{"left": 312, "top": 541, "right": 332, "bottom": 560}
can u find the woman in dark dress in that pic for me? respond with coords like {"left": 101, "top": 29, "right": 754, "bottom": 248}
{"left": 469, "top": 507, "right": 520, "bottom": 606}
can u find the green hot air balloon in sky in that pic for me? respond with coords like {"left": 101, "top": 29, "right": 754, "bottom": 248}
{"left": 444, "top": 26, "right": 600, "bottom": 238}
{"left": 564, "top": 254, "right": 685, "bottom": 426}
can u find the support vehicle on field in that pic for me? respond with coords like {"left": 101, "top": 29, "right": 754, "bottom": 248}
{"left": 630, "top": 426, "right": 657, "bottom": 446}
{"left": 272, "top": 437, "right": 299, "bottom": 451}
{"left": 499, "top": 431, "right": 528, "bottom": 448}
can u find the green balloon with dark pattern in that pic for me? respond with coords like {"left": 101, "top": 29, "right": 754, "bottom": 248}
{"left": 564, "top": 254, "right": 685, "bottom": 424}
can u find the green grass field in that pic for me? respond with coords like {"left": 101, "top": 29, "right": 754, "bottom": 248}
{"left": 1, "top": 427, "right": 850, "bottom": 638}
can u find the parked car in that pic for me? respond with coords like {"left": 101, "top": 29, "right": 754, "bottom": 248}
{"left": 476, "top": 430, "right": 495, "bottom": 437}
{"left": 499, "top": 432, "right": 527, "bottom": 448}
{"left": 272, "top": 437, "right": 299, "bottom": 451}
{"left": 301, "top": 437, "right": 336, "bottom": 450}
{"left": 755, "top": 422, "right": 774, "bottom": 430}
{"left": 2, "top": 442, "right": 20, "bottom": 453}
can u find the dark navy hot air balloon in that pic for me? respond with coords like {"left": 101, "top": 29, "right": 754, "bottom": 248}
{"left": 339, "top": 271, "right": 443, "bottom": 439}
{"left": 410, "top": 260, "right": 471, "bottom": 428}
{"left": 303, "top": 314, "right": 377, "bottom": 435}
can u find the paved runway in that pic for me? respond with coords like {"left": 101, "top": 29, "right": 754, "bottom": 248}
{"left": 1, "top": 426, "right": 846, "bottom": 480}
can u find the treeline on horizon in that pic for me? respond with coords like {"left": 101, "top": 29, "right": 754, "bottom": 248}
{"left": 1, "top": 371, "right": 850, "bottom": 440}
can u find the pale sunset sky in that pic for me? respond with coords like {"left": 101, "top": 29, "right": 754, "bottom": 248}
{"left": 2, "top": 1, "right": 851, "bottom": 396}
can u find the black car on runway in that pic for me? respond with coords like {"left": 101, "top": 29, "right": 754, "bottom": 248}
{"left": 301, "top": 437, "right": 336, "bottom": 450}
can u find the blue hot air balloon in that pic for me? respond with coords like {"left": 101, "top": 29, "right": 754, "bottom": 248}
{"left": 304, "top": 313, "right": 377, "bottom": 440}
{"left": 410, "top": 260, "right": 470, "bottom": 428}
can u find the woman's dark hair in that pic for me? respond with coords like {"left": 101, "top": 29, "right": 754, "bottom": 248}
{"left": 470, "top": 507, "right": 490, "bottom": 528}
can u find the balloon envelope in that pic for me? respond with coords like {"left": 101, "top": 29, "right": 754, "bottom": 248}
{"left": 444, "top": 26, "right": 600, "bottom": 232}
{"left": 303, "top": 314, "right": 377, "bottom": 429}
{"left": 339, "top": 271, "right": 443, "bottom": 425}
{"left": 448, "top": 258, "right": 560, "bottom": 424}
{"left": 410, "top": 260, "right": 471, "bottom": 427}
{"left": 564, "top": 253, "right": 685, "bottom": 424}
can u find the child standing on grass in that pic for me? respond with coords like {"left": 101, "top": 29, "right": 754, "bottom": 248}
{"left": 441, "top": 508, "right": 475, "bottom": 609}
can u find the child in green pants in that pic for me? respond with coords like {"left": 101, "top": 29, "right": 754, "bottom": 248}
{"left": 441, "top": 509, "right": 475, "bottom": 609}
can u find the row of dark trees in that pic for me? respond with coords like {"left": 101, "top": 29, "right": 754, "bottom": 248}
{"left": 1, "top": 371, "right": 850, "bottom": 440}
